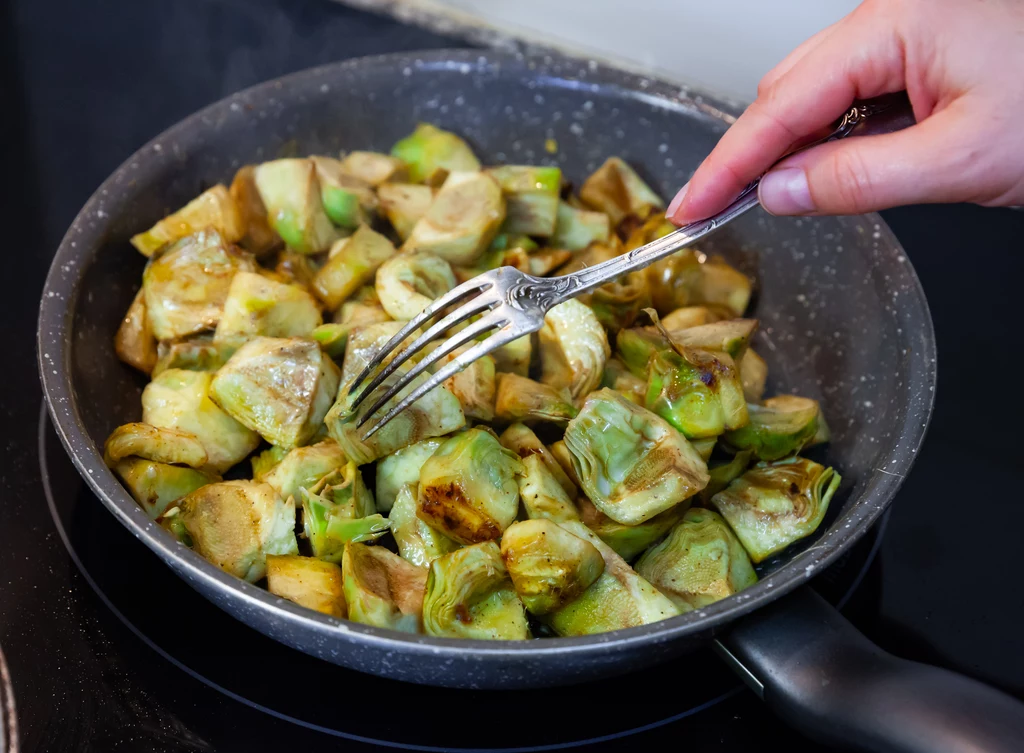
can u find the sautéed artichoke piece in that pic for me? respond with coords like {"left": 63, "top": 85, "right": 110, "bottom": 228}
{"left": 313, "top": 225, "right": 397, "bottom": 311}
{"left": 501, "top": 519, "right": 604, "bottom": 615}
{"left": 721, "top": 395, "right": 821, "bottom": 461}
{"left": 712, "top": 457, "right": 841, "bottom": 563}
{"left": 526, "top": 248, "right": 572, "bottom": 277}
{"left": 310, "top": 156, "right": 377, "bottom": 229}
{"left": 229, "top": 165, "right": 279, "bottom": 256}
{"left": 660, "top": 305, "right": 727, "bottom": 330}
{"left": 693, "top": 257, "right": 752, "bottom": 317}
{"left": 435, "top": 348, "right": 496, "bottom": 422}
{"left": 339, "top": 320, "right": 409, "bottom": 385}
{"left": 549, "top": 439, "right": 581, "bottom": 488}
{"left": 251, "top": 445, "right": 289, "bottom": 479}
{"left": 543, "top": 521, "right": 679, "bottom": 636}
{"left": 142, "top": 368, "right": 260, "bottom": 474}
{"left": 301, "top": 465, "right": 389, "bottom": 562}
{"left": 402, "top": 171, "right": 506, "bottom": 266}
{"left": 103, "top": 422, "right": 208, "bottom": 469}
{"left": 343, "top": 542, "right": 428, "bottom": 633}
{"left": 422, "top": 542, "right": 530, "bottom": 640}
{"left": 584, "top": 271, "right": 652, "bottom": 333}
{"left": 310, "top": 323, "right": 349, "bottom": 359}
{"left": 375, "top": 437, "right": 446, "bottom": 513}
{"left": 576, "top": 495, "right": 686, "bottom": 562}
{"left": 256, "top": 440, "right": 348, "bottom": 504}
{"left": 377, "top": 183, "right": 435, "bottom": 240}
{"left": 486, "top": 165, "right": 561, "bottom": 237}
{"left": 111, "top": 457, "right": 218, "bottom": 519}
{"left": 564, "top": 389, "right": 709, "bottom": 525}
{"left": 375, "top": 251, "right": 456, "bottom": 321}
{"left": 635, "top": 507, "right": 758, "bottom": 611}
{"left": 739, "top": 348, "right": 768, "bottom": 403}
{"left": 213, "top": 271, "right": 322, "bottom": 346}
{"left": 131, "top": 184, "right": 245, "bottom": 257}
{"left": 664, "top": 319, "right": 757, "bottom": 361}
{"left": 142, "top": 229, "right": 257, "bottom": 341}
{"left": 549, "top": 200, "right": 611, "bottom": 250}
{"left": 515, "top": 454, "right": 580, "bottom": 524}
{"left": 210, "top": 337, "right": 340, "bottom": 450}
{"left": 391, "top": 123, "right": 481, "bottom": 184}
{"left": 389, "top": 484, "right": 460, "bottom": 566}
{"left": 601, "top": 358, "right": 647, "bottom": 405}
{"left": 498, "top": 423, "right": 577, "bottom": 501}
{"left": 691, "top": 437, "right": 717, "bottom": 462}
{"left": 152, "top": 338, "right": 236, "bottom": 377}
{"left": 494, "top": 373, "right": 577, "bottom": 426}
{"left": 538, "top": 299, "right": 610, "bottom": 405}
{"left": 645, "top": 248, "right": 703, "bottom": 314}
{"left": 491, "top": 334, "right": 532, "bottom": 377}
{"left": 115, "top": 289, "right": 158, "bottom": 374}
{"left": 616, "top": 326, "right": 671, "bottom": 379}
{"left": 164, "top": 480, "right": 297, "bottom": 582}
{"left": 339, "top": 150, "right": 407, "bottom": 186}
{"left": 644, "top": 347, "right": 748, "bottom": 439}
{"left": 580, "top": 157, "right": 664, "bottom": 226}
{"left": 266, "top": 554, "right": 346, "bottom": 618}
{"left": 701, "top": 450, "right": 753, "bottom": 502}
{"left": 253, "top": 158, "right": 340, "bottom": 255}
{"left": 416, "top": 428, "right": 522, "bottom": 545}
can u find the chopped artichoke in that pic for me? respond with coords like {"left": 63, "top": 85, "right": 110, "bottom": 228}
{"left": 557, "top": 240, "right": 620, "bottom": 276}
{"left": 527, "top": 248, "right": 572, "bottom": 276}
{"left": 515, "top": 454, "right": 579, "bottom": 523}
{"left": 694, "top": 257, "right": 752, "bottom": 317}
{"left": 486, "top": 165, "right": 561, "bottom": 236}
{"left": 103, "top": 422, "right": 208, "bottom": 469}
{"left": 326, "top": 367, "right": 465, "bottom": 465}
{"left": 702, "top": 450, "right": 753, "bottom": 502}
{"left": 436, "top": 349, "right": 496, "bottom": 422}
{"left": 251, "top": 445, "right": 288, "bottom": 479}
{"left": 142, "top": 229, "right": 257, "bottom": 341}
{"left": 213, "top": 271, "right": 322, "bottom": 346}
{"left": 130, "top": 184, "right": 245, "bottom": 257}
{"left": 257, "top": 440, "right": 348, "bottom": 503}
{"left": 142, "top": 369, "right": 260, "bottom": 473}
{"left": 310, "top": 156, "right": 377, "bottom": 229}
{"left": 343, "top": 542, "right": 427, "bottom": 633}
{"left": 152, "top": 337, "right": 236, "bottom": 377}
{"left": 389, "top": 484, "right": 459, "bottom": 566}
{"left": 375, "top": 251, "right": 456, "bottom": 321}
{"left": 375, "top": 438, "right": 446, "bottom": 513}
{"left": 311, "top": 323, "right": 349, "bottom": 359}
{"left": 112, "top": 457, "right": 218, "bottom": 519}
{"left": 498, "top": 423, "right": 577, "bottom": 501}
{"left": 549, "top": 439, "right": 581, "bottom": 488}
{"left": 711, "top": 458, "right": 840, "bottom": 563}
{"left": 645, "top": 249, "right": 702, "bottom": 314}
{"left": 416, "top": 428, "right": 522, "bottom": 545}
{"left": 501, "top": 519, "right": 604, "bottom": 615}
{"left": 564, "top": 389, "right": 709, "bottom": 525}
{"left": 339, "top": 150, "right": 407, "bottom": 186}
{"left": 301, "top": 465, "right": 389, "bottom": 562}
{"left": 549, "top": 201, "right": 611, "bottom": 250}
{"left": 584, "top": 271, "right": 652, "bottom": 333}
{"left": 377, "top": 183, "right": 435, "bottom": 240}
{"left": 491, "top": 335, "right": 532, "bottom": 377}
{"left": 253, "top": 159, "right": 340, "bottom": 255}
{"left": 601, "top": 358, "right": 647, "bottom": 404}
{"left": 489, "top": 233, "right": 540, "bottom": 253}
{"left": 229, "top": 165, "right": 279, "bottom": 256}
{"left": 266, "top": 554, "right": 346, "bottom": 618}
{"left": 494, "top": 373, "right": 577, "bottom": 426}
{"left": 313, "top": 225, "right": 397, "bottom": 311}
{"left": 580, "top": 157, "right": 664, "bottom": 226}
{"left": 273, "top": 250, "right": 321, "bottom": 293}
{"left": 660, "top": 305, "right": 727, "bottom": 330}
{"left": 391, "top": 123, "right": 481, "bottom": 184}
{"left": 644, "top": 348, "right": 748, "bottom": 439}
{"left": 403, "top": 171, "right": 505, "bottom": 266}
{"left": 615, "top": 326, "right": 670, "bottom": 379}
{"left": 422, "top": 542, "right": 529, "bottom": 640}
{"left": 168, "top": 480, "right": 297, "bottom": 582}
{"left": 339, "top": 320, "right": 407, "bottom": 384}
{"left": 665, "top": 319, "right": 758, "bottom": 361}
{"left": 722, "top": 395, "right": 821, "bottom": 461}
{"left": 635, "top": 507, "right": 757, "bottom": 610}
{"left": 739, "top": 348, "right": 768, "bottom": 403}
{"left": 692, "top": 437, "right": 718, "bottom": 463}
{"left": 543, "top": 521, "right": 679, "bottom": 636}
{"left": 210, "top": 337, "right": 341, "bottom": 449}
{"left": 115, "top": 289, "right": 158, "bottom": 374}
{"left": 576, "top": 495, "right": 685, "bottom": 562}
{"left": 538, "top": 299, "right": 610, "bottom": 404}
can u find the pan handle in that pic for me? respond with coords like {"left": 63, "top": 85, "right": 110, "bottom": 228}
{"left": 716, "top": 586, "right": 1024, "bottom": 752}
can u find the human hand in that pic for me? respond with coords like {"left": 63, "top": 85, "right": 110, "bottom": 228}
{"left": 666, "top": 0, "right": 1024, "bottom": 224}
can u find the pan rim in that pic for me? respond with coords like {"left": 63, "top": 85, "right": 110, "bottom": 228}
{"left": 36, "top": 48, "right": 937, "bottom": 664}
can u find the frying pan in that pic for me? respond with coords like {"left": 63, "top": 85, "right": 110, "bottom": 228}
{"left": 36, "top": 50, "right": 1024, "bottom": 751}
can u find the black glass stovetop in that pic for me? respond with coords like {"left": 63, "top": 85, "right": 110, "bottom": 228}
{"left": 3, "top": 1, "right": 1024, "bottom": 751}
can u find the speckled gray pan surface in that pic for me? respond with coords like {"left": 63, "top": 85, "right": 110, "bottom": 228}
{"left": 37, "top": 50, "right": 936, "bottom": 689}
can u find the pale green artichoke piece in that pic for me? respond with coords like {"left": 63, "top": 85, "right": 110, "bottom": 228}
{"left": 665, "top": 319, "right": 758, "bottom": 361}
{"left": 339, "top": 150, "right": 407, "bottom": 186}
{"left": 253, "top": 158, "right": 340, "bottom": 255}
{"left": 378, "top": 183, "right": 435, "bottom": 241}
{"left": 112, "top": 457, "right": 218, "bottom": 519}
{"left": 543, "top": 521, "right": 679, "bottom": 636}
{"left": 601, "top": 357, "right": 647, "bottom": 405}
{"left": 210, "top": 337, "right": 341, "bottom": 449}
{"left": 375, "top": 438, "right": 446, "bottom": 513}
{"left": 143, "top": 368, "right": 260, "bottom": 473}
{"left": 712, "top": 457, "right": 840, "bottom": 563}
{"left": 343, "top": 542, "right": 427, "bottom": 633}
{"left": 564, "top": 388, "right": 709, "bottom": 525}
{"left": 389, "top": 484, "right": 459, "bottom": 566}
{"left": 115, "top": 289, "right": 158, "bottom": 374}
{"left": 498, "top": 423, "right": 577, "bottom": 501}
{"left": 486, "top": 165, "right": 561, "bottom": 237}
{"left": 494, "top": 373, "right": 577, "bottom": 426}
{"left": 375, "top": 251, "right": 456, "bottom": 321}
{"left": 549, "top": 201, "right": 611, "bottom": 250}
{"left": 538, "top": 299, "right": 610, "bottom": 405}
{"left": 492, "top": 334, "right": 532, "bottom": 377}
{"left": 644, "top": 348, "right": 748, "bottom": 439}
{"left": 301, "top": 465, "right": 389, "bottom": 562}
{"left": 313, "top": 225, "right": 397, "bottom": 311}
{"left": 739, "top": 348, "right": 768, "bottom": 404}
{"left": 515, "top": 454, "right": 579, "bottom": 524}
{"left": 391, "top": 123, "right": 481, "bottom": 184}
{"left": 229, "top": 165, "right": 279, "bottom": 256}
{"left": 694, "top": 257, "right": 752, "bottom": 317}
{"left": 142, "top": 229, "right": 257, "bottom": 341}
{"left": 422, "top": 542, "right": 529, "bottom": 640}
{"left": 636, "top": 507, "right": 757, "bottom": 610}
{"left": 165, "top": 480, "right": 297, "bottom": 582}
{"left": 403, "top": 171, "right": 505, "bottom": 266}
{"left": 131, "top": 184, "right": 245, "bottom": 257}
{"left": 721, "top": 395, "right": 821, "bottom": 461}
{"left": 213, "top": 271, "right": 322, "bottom": 346}
{"left": 580, "top": 157, "right": 664, "bottom": 226}
{"left": 435, "top": 348, "right": 496, "bottom": 422}
{"left": 257, "top": 440, "right": 348, "bottom": 503}
{"left": 310, "top": 155, "right": 377, "bottom": 229}
{"left": 701, "top": 449, "right": 753, "bottom": 502}
{"left": 152, "top": 337, "right": 235, "bottom": 377}
{"left": 311, "top": 323, "right": 349, "bottom": 359}
{"left": 660, "top": 306, "right": 727, "bottom": 330}
{"left": 615, "top": 326, "right": 670, "bottom": 379}
{"left": 576, "top": 494, "right": 686, "bottom": 562}
{"left": 266, "top": 554, "right": 346, "bottom": 617}
{"left": 416, "top": 428, "right": 522, "bottom": 544}
{"left": 103, "top": 422, "right": 208, "bottom": 469}
{"left": 501, "top": 519, "right": 603, "bottom": 615}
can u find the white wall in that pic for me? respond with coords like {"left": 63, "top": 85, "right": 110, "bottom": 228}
{"left": 427, "top": 0, "right": 860, "bottom": 101}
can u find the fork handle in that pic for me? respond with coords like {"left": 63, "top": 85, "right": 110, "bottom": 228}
{"left": 552, "top": 91, "right": 916, "bottom": 302}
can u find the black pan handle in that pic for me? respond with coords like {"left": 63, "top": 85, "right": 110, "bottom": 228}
{"left": 717, "top": 586, "right": 1024, "bottom": 752}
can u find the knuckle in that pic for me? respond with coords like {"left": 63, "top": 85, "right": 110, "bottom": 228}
{"left": 826, "top": 148, "right": 876, "bottom": 212}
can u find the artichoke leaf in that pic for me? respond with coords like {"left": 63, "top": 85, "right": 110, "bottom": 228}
{"left": 103, "top": 422, "right": 208, "bottom": 469}
{"left": 644, "top": 347, "right": 748, "bottom": 439}
{"left": 152, "top": 337, "right": 236, "bottom": 377}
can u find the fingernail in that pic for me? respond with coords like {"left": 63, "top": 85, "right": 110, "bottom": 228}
{"left": 759, "top": 168, "right": 815, "bottom": 215}
{"left": 666, "top": 181, "right": 689, "bottom": 219}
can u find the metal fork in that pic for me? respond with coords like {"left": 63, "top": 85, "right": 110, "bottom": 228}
{"left": 349, "top": 92, "right": 915, "bottom": 438}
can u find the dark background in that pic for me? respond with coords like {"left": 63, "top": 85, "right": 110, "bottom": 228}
{"left": 3, "top": 0, "right": 1023, "bottom": 750}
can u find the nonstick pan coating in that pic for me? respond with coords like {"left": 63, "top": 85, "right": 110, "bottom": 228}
{"left": 37, "top": 50, "right": 935, "bottom": 689}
